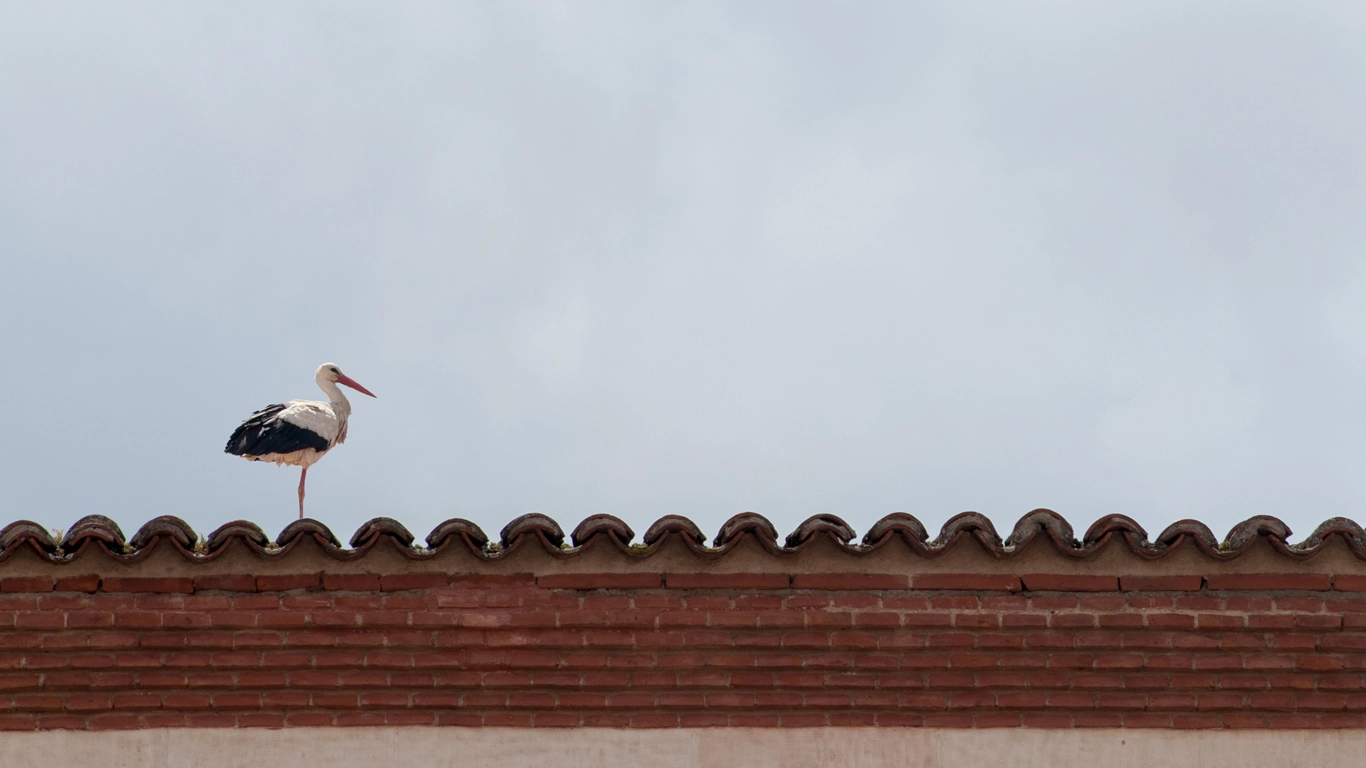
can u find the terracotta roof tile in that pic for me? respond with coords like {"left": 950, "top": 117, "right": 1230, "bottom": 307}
{"left": 0, "top": 509, "right": 1357, "bottom": 566}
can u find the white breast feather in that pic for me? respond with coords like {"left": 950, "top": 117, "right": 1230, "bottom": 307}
{"left": 278, "top": 400, "right": 344, "bottom": 444}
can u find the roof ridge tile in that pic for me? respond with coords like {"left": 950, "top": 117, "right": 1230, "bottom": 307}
{"left": 0, "top": 511, "right": 1362, "bottom": 565}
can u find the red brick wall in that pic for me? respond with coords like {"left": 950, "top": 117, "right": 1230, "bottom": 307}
{"left": 1, "top": 570, "right": 1364, "bottom": 730}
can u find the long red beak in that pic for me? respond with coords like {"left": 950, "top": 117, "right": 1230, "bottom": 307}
{"left": 337, "top": 373, "right": 377, "bottom": 398}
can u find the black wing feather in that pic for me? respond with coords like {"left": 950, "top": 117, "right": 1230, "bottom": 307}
{"left": 225, "top": 403, "right": 331, "bottom": 457}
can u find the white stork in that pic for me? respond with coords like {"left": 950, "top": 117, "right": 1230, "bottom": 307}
{"left": 225, "top": 363, "right": 376, "bottom": 518}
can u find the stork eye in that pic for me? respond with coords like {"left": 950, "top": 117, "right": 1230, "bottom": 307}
{"left": 330, "top": 367, "right": 339, "bottom": 373}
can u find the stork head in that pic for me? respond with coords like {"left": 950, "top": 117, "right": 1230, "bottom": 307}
{"left": 316, "top": 362, "right": 377, "bottom": 398}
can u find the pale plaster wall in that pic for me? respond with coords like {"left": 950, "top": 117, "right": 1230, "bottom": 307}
{"left": 1, "top": 728, "right": 1358, "bottom": 768}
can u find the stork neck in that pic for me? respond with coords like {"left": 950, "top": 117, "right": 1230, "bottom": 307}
{"left": 317, "top": 379, "right": 352, "bottom": 419}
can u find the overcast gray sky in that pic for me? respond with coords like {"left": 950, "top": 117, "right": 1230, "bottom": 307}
{"left": 3, "top": 2, "right": 1366, "bottom": 545}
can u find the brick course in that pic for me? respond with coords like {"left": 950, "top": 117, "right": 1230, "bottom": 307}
{"left": 1, "top": 571, "right": 1366, "bottom": 730}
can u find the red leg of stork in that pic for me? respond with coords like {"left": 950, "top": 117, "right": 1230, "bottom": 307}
{"left": 297, "top": 467, "right": 308, "bottom": 519}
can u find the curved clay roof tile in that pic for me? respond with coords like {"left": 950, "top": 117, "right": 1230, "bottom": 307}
{"left": 1081, "top": 514, "right": 1149, "bottom": 547}
{"left": 1005, "top": 509, "right": 1077, "bottom": 549}
{"left": 276, "top": 519, "right": 343, "bottom": 550}
{"left": 8, "top": 510, "right": 1366, "bottom": 564}
{"left": 129, "top": 516, "right": 197, "bottom": 551}
{"left": 205, "top": 520, "right": 269, "bottom": 552}
{"left": 1223, "top": 515, "right": 1293, "bottom": 552}
{"left": 424, "top": 518, "right": 489, "bottom": 550}
{"left": 785, "top": 514, "right": 856, "bottom": 548}
{"left": 571, "top": 515, "right": 635, "bottom": 547}
{"left": 934, "top": 512, "right": 1003, "bottom": 549}
{"left": 1154, "top": 520, "right": 1220, "bottom": 551}
{"left": 0, "top": 521, "right": 58, "bottom": 555}
{"left": 642, "top": 515, "right": 707, "bottom": 546}
{"left": 714, "top": 512, "right": 778, "bottom": 547}
{"left": 861, "top": 513, "right": 929, "bottom": 547}
{"left": 1297, "top": 517, "right": 1366, "bottom": 551}
{"left": 60, "top": 515, "right": 126, "bottom": 553}
{"left": 500, "top": 514, "right": 565, "bottom": 548}
{"left": 349, "top": 517, "right": 416, "bottom": 549}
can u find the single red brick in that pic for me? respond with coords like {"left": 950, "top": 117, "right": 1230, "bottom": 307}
{"left": 852, "top": 613, "right": 902, "bottom": 629}
{"left": 997, "top": 692, "right": 1047, "bottom": 709}
{"left": 533, "top": 713, "right": 582, "bottom": 727}
{"left": 87, "top": 714, "right": 140, "bottom": 730}
{"left": 63, "top": 695, "right": 112, "bottom": 712}
{"left": 1275, "top": 596, "right": 1323, "bottom": 611}
{"left": 238, "top": 713, "right": 288, "bottom": 728}
{"left": 781, "top": 713, "right": 830, "bottom": 727}
{"left": 1271, "top": 636, "right": 1318, "bottom": 651}
{"left": 0, "top": 674, "right": 41, "bottom": 691}
{"left": 630, "top": 713, "right": 679, "bottom": 727}
{"left": 211, "top": 693, "right": 262, "bottom": 710}
{"left": 0, "top": 578, "right": 52, "bottom": 594}
{"left": 665, "top": 573, "right": 789, "bottom": 589}
{"left": 0, "top": 717, "right": 37, "bottom": 731}
{"left": 1206, "top": 574, "right": 1331, "bottom": 591}
{"left": 1147, "top": 613, "right": 1195, "bottom": 630}
{"left": 833, "top": 595, "right": 881, "bottom": 609}
{"left": 1047, "top": 653, "right": 1095, "bottom": 670}
{"left": 192, "top": 575, "right": 256, "bottom": 592}
{"left": 1019, "top": 631, "right": 1071, "bottom": 650}
{"left": 1095, "top": 693, "right": 1146, "bottom": 709}
{"left": 1050, "top": 614, "right": 1097, "bottom": 629}
{"left": 1247, "top": 614, "right": 1294, "bottom": 630}
{"left": 447, "top": 574, "right": 535, "bottom": 588}
{"left": 101, "top": 578, "right": 193, "bottom": 594}
{"left": 1146, "top": 656, "right": 1194, "bottom": 673}
{"left": 791, "top": 574, "right": 908, "bottom": 590}
{"left": 360, "top": 691, "right": 413, "bottom": 708}
{"left": 255, "top": 574, "right": 320, "bottom": 591}
{"left": 1295, "top": 614, "right": 1343, "bottom": 629}
{"left": 899, "top": 693, "right": 947, "bottom": 710}
{"left": 923, "top": 713, "right": 974, "bottom": 727}
{"left": 876, "top": 713, "right": 925, "bottom": 727}
{"left": 1297, "top": 692, "right": 1347, "bottom": 710}
{"left": 1222, "top": 596, "right": 1270, "bottom": 611}
{"left": 953, "top": 614, "right": 1000, "bottom": 629}
{"left": 285, "top": 713, "right": 336, "bottom": 727}
{"left": 1266, "top": 713, "right": 1319, "bottom": 728}
{"left": 1335, "top": 576, "right": 1366, "bottom": 592}
{"left": 1173, "top": 596, "right": 1220, "bottom": 611}
{"left": 15, "top": 694, "right": 63, "bottom": 711}
{"left": 1045, "top": 691, "right": 1096, "bottom": 708}
{"left": 36, "top": 715, "right": 87, "bottom": 729}
{"left": 949, "top": 653, "right": 998, "bottom": 669}
{"left": 1021, "top": 574, "right": 1118, "bottom": 592}
{"left": 1020, "top": 713, "right": 1071, "bottom": 728}
{"left": 1119, "top": 576, "right": 1202, "bottom": 592}
{"left": 1222, "top": 713, "right": 1269, "bottom": 729}
{"left": 53, "top": 575, "right": 100, "bottom": 593}
{"left": 912, "top": 574, "right": 1021, "bottom": 592}
{"left": 975, "top": 712, "right": 1022, "bottom": 728}
{"left": 1073, "top": 632, "right": 1123, "bottom": 650}
{"left": 257, "top": 612, "right": 309, "bottom": 629}
{"left": 927, "top": 596, "right": 977, "bottom": 610}
{"left": 679, "top": 713, "right": 729, "bottom": 727}
{"left": 1001, "top": 614, "right": 1047, "bottom": 629}
{"left": 1172, "top": 714, "right": 1223, "bottom": 729}
{"left": 537, "top": 574, "right": 660, "bottom": 590}
{"left": 1297, "top": 655, "right": 1345, "bottom": 671}
{"left": 379, "top": 574, "right": 448, "bottom": 591}
{"left": 336, "top": 712, "right": 386, "bottom": 727}
{"left": 306, "top": 573, "right": 373, "bottom": 591}
{"left": 1094, "top": 653, "right": 1145, "bottom": 670}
